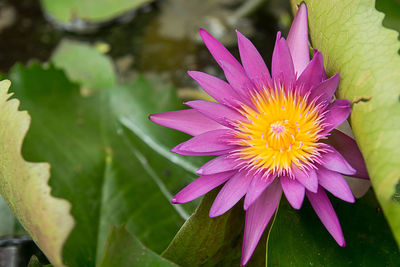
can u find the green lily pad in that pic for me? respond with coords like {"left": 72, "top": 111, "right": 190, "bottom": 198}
{"left": 267, "top": 191, "right": 400, "bottom": 266}
{"left": 40, "top": 0, "right": 153, "bottom": 24}
{"left": 98, "top": 225, "right": 178, "bottom": 267}
{"left": 51, "top": 39, "right": 116, "bottom": 92}
{"left": 7, "top": 63, "right": 201, "bottom": 266}
{"left": 291, "top": 0, "right": 400, "bottom": 247}
{"left": 376, "top": 0, "right": 400, "bottom": 33}
{"left": 162, "top": 188, "right": 268, "bottom": 267}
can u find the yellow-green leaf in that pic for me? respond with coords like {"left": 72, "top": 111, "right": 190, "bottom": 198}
{"left": 291, "top": 0, "right": 400, "bottom": 247}
{"left": 0, "top": 79, "right": 74, "bottom": 267}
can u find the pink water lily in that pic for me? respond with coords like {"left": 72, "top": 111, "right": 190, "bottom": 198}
{"left": 150, "top": 3, "right": 369, "bottom": 265}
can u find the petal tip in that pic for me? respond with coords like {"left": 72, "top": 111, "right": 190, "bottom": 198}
{"left": 243, "top": 201, "right": 250, "bottom": 210}
{"left": 187, "top": 70, "right": 195, "bottom": 76}
{"left": 170, "top": 145, "right": 181, "bottom": 154}
{"left": 291, "top": 201, "right": 302, "bottom": 210}
{"left": 148, "top": 113, "right": 155, "bottom": 122}
{"left": 240, "top": 256, "right": 250, "bottom": 266}
{"left": 208, "top": 208, "right": 220, "bottom": 218}
{"left": 309, "top": 184, "right": 318, "bottom": 193}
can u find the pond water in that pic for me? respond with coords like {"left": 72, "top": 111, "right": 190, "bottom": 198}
{"left": 0, "top": 0, "right": 292, "bottom": 88}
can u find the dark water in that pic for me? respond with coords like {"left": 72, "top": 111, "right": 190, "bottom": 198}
{"left": 0, "top": 0, "right": 292, "bottom": 87}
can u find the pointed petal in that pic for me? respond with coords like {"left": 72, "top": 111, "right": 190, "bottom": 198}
{"left": 187, "top": 71, "right": 242, "bottom": 107}
{"left": 317, "top": 167, "right": 355, "bottom": 203}
{"left": 297, "top": 51, "right": 325, "bottom": 94}
{"left": 199, "top": 28, "right": 244, "bottom": 73}
{"left": 237, "top": 30, "right": 272, "bottom": 88}
{"left": 306, "top": 187, "right": 346, "bottom": 246}
{"left": 272, "top": 32, "right": 296, "bottom": 89}
{"left": 149, "top": 109, "right": 226, "bottom": 136}
{"left": 244, "top": 173, "right": 275, "bottom": 210}
{"left": 171, "top": 129, "right": 234, "bottom": 156}
{"left": 287, "top": 2, "right": 310, "bottom": 76}
{"left": 309, "top": 73, "right": 340, "bottom": 104}
{"left": 322, "top": 144, "right": 356, "bottom": 175}
{"left": 292, "top": 164, "right": 318, "bottom": 193}
{"left": 241, "top": 180, "right": 282, "bottom": 266}
{"left": 172, "top": 171, "right": 237, "bottom": 204}
{"left": 324, "top": 99, "right": 351, "bottom": 132}
{"left": 185, "top": 100, "right": 247, "bottom": 128}
{"left": 327, "top": 130, "right": 369, "bottom": 179}
{"left": 209, "top": 171, "right": 252, "bottom": 217}
{"left": 196, "top": 154, "right": 239, "bottom": 175}
{"left": 280, "top": 176, "right": 305, "bottom": 209}
{"left": 219, "top": 60, "right": 255, "bottom": 102}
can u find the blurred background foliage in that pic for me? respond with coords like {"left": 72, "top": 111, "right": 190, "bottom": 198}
{"left": 0, "top": 0, "right": 398, "bottom": 266}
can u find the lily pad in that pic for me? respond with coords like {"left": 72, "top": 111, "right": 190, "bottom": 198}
{"left": 162, "top": 188, "right": 267, "bottom": 267}
{"left": 98, "top": 225, "right": 178, "bottom": 267}
{"left": 0, "top": 79, "right": 74, "bottom": 267}
{"left": 40, "top": 0, "right": 153, "bottom": 25}
{"left": 51, "top": 39, "right": 117, "bottom": 92}
{"left": 267, "top": 191, "right": 400, "bottom": 266}
{"left": 376, "top": 0, "right": 400, "bottom": 33}
{"left": 7, "top": 63, "right": 201, "bottom": 266}
{"left": 291, "top": 0, "right": 400, "bottom": 247}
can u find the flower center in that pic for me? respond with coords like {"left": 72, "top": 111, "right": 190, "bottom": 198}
{"left": 232, "top": 87, "right": 325, "bottom": 176}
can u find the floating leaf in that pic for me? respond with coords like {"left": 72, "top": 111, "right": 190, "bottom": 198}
{"left": 376, "top": 0, "right": 400, "bottom": 33}
{"left": 267, "top": 191, "right": 400, "bottom": 266}
{"left": 0, "top": 79, "right": 74, "bottom": 267}
{"left": 98, "top": 225, "right": 178, "bottom": 267}
{"left": 291, "top": 0, "right": 400, "bottom": 247}
{"left": 8, "top": 63, "right": 201, "bottom": 266}
{"left": 40, "top": 0, "right": 153, "bottom": 25}
{"left": 51, "top": 39, "right": 116, "bottom": 92}
{"left": 162, "top": 188, "right": 267, "bottom": 267}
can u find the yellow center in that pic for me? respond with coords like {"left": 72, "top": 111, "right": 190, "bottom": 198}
{"left": 233, "top": 87, "right": 324, "bottom": 176}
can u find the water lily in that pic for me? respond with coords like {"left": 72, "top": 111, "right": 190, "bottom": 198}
{"left": 150, "top": 3, "right": 368, "bottom": 265}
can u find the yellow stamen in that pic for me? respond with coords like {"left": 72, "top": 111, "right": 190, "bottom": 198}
{"left": 234, "top": 87, "right": 323, "bottom": 176}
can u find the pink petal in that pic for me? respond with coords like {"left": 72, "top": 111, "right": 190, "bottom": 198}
{"left": 236, "top": 30, "right": 272, "bottom": 88}
{"left": 324, "top": 99, "right": 351, "bottom": 132}
{"left": 280, "top": 176, "right": 305, "bottom": 209}
{"left": 209, "top": 171, "right": 252, "bottom": 217}
{"left": 306, "top": 187, "right": 346, "bottom": 246}
{"left": 317, "top": 166, "right": 355, "bottom": 203}
{"left": 309, "top": 73, "right": 340, "bottom": 104}
{"left": 272, "top": 32, "right": 296, "bottom": 89}
{"left": 292, "top": 164, "right": 318, "bottom": 193}
{"left": 296, "top": 51, "right": 325, "bottom": 94}
{"left": 244, "top": 172, "right": 275, "bottom": 210}
{"left": 196, "top": 154, "right": 239, "bottom": 175}
{"left": 171, "top": 170, "right": 237, "bottom": 204}
{"left": 185, "top": 100, "right": 247, "bottom": 128}
{"left": 327, "top": 130, "right": 369, "bottom": 179}
{"left": 199, "top": 28, "right": 244, "bottom": 74}
{"left": 149, "top": 109, "right": 226, "bottom": 136}
{"left": 322, "top": 144, "right": 356, "bottom": 175}
{"left": 287, "top": 2, "right": 310, "bottom": 76}
{"left": 187, "top": 71, "right": 242, "bottom": 107}
{"left": 171, "top": 129, "right": 234, "bottom": 156}
{"left": 218, "top": 60, "right": 255, "bottom": 103}
{"left": 241, "top": 179, "right": 282, "bottom": 266}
